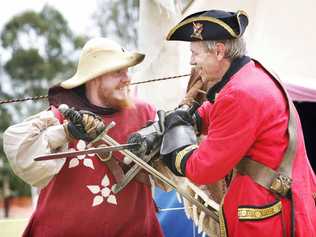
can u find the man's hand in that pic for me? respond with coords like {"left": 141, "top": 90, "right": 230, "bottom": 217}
{"left": 160, "top": 106, "right": 199, "bottom": 176}
{"left": 59, "top": 105, "right": 105, "bottom": 142}
{"left": 128, "top": 120, "right": 163, "bottom": 157}
{"left": 164, "top": 109, "right": 194, "bottom": 131}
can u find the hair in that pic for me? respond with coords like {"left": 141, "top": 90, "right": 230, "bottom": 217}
{"left": 205, "top": 37, "right": 247, "bottom": 60}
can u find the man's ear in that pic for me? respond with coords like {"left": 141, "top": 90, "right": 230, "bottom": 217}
{"left": 215, "top": 42, "right": 226, "bottom": 60}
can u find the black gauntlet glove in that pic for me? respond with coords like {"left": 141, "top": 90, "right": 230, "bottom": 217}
{"left": 128, "top": 120, "right": 163, "bottom": 157}
{"left": 59, "top": 105, "right": 105, "bottom": 142}
{"left": 164, "top": 109, "right": 194, "bottom": 130}
{"left": 160, "top": 105, "right": 199, "bottom": 176}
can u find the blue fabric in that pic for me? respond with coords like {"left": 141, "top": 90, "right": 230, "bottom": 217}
{"left": 154, "top": 188, "right": 205, "bottom": 237}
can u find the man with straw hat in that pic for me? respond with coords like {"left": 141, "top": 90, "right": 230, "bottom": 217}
{"left": 3, "top": 37, "right": 163, "bottom": 236}
{"left": 160, "top": 9, "right": 316, "bottom": 236}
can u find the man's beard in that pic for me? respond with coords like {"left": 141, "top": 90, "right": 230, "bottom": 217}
{"left": 98, "top": 85, "right": 134, "bottom": 110}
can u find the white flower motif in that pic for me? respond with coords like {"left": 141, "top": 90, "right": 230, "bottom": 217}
{"left": 107, "top": 195, "right": 117, "bottom": 205}
{"left": 101, "top": 187, "right": 111, "bottom": 197}
{"left": 101, "top": 175, "right": 110, "bottom": 187}
{"left": 87, "top": 174, "right": 117, "bottom": 207}
{"left": 93, "top": 195, "right": 104, "bottom": 206}
{"left": 69, "top": 158, "right": 80, "bottom": 168}
{"left": 87, "top": 185, "right": 100, "bottom": 194}
{"left": 83, "top": 159, "right": 94, "bottom": 169}
{"left": 68, "top": 140, "right": 95, "bottom": 169}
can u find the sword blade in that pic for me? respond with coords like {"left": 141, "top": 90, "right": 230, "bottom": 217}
{"left": 112, "top": 147, "right": 159, "bottom": 194}
{"left": 101, "top": 134, "right": 220, "bottom": 221}
{"left": 34, "top": 143, "right": 140, "bottom": 161}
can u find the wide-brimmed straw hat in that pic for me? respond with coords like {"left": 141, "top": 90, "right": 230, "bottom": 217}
{"left": 60, "top": 37, "right": 145, "bottom": 89}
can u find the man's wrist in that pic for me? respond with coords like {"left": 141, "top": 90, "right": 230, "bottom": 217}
{"left": 46, "top": 124, "right": 70, "bottom": 149}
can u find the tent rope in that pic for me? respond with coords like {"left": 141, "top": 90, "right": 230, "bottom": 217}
{"left": 0, "top": 73, "right": 190, "bottom": 105}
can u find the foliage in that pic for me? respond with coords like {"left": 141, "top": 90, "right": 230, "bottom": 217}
{"left": 0, "top": 5, "right": 86, "bottom": 198}
{"left": 93, "top": 0, "right": 139, "bottom": 49}
{"left": 1, "top": 5, "right": 86, "bottom": 98}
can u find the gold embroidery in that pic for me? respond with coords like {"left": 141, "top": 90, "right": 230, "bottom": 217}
{"left": 175, "top": 144, "right": 198, "bottom": 174}
{"left": 191, "top": 22, "right": 203, "bottom": 40}
{"left": 238, "top": 201, "right": 282, "bottom": 221}
{"left": 167, "top": 16, "right": 237, "bottom": 40}
{"left": 219, "top": 199, "right": 227, "bottom": 237}
{"left": 167, "top": 10, "right": 248, "bottom": 40}
{"left": 236, "top": 10, "right": 248, "bottom": 37}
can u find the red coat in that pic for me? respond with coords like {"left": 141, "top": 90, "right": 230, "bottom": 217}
{"left": 23, "top": 100, "right": 163, "bottom": 237}
{"left": 186, "top": 60, "right": 316, "bottom": 236}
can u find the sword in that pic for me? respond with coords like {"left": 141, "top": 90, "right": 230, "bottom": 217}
{"left": 101, "top": 134, "right": 220, "bottom": 222}
{"left": 34, "top": 143, "right": 140, "bottom": 161}
{"left": 112, "top": 147, "right": 159, "bottom": 194}
{"left": 34, "top": 134, "right": 219, "bottom": 221}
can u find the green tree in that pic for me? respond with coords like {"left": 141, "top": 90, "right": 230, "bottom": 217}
{"left": 1, "top": 5, "right": 86, "bottom": 100}
{"left": 93, "top": 0, "right": 139, "bottom": 49}
{"left": 0, "top": 5, "right": 86, "bottom": 200}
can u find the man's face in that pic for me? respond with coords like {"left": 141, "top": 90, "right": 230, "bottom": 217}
{"left": 93, "top": 68, "right": 134, "bottom": 109}
{"left": 190, "top": 41, "right": 223, "bottom": 83}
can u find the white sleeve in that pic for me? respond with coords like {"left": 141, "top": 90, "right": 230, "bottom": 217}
{"left": 3, "top": 110, "right": 68, "bottom": 189}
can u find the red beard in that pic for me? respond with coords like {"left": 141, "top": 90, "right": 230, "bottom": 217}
{"left": 98, "top": 85, "right": 135, "bottom": 110}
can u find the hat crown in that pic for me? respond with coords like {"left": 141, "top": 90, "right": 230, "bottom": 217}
{"left": 200, "top": 10, "right": 234, "bottom": 19}
{"left": 166, "top": 9, "right": 248, "bottom": 41}
{"left": 60, "top": 37, "right": 144, "bottom": 89}
{"left": 81, "top": 37, "right": 123, "bottom": 56}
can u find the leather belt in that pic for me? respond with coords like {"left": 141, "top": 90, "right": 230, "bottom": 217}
{"left": 236, "top": 60, "right": 297, "bottom": 199}
{"left": 236, "top": 158, "right": 292, "bottom": 198}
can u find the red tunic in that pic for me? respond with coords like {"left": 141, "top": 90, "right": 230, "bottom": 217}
{"left": 186, "top": 60, "right": 316, "bottom": 236}
{"left": 23, "top": 100, "right": 163, "bottom": 237}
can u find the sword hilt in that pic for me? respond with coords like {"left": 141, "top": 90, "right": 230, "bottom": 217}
{"left": 58, "top": 104, "right": 83, "bottom": 124}
{"left": 58, "top": 104, "right": 108, "bottom": 142}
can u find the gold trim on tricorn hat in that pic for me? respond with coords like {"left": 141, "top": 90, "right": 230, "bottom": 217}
{"left": 166, "top": 10, "right": 248, "bottom": 41}
{"left": 60, "top": 37, "right": 145, "bottom": 89}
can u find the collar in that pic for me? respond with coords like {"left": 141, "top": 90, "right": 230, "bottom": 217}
{"left": 207, "top": 55, "right": 251, "bottom": 102}
{"left": 48, "top": 85, "right": 118, "bottom": 116}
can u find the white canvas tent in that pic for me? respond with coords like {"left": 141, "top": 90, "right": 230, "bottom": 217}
{"left": 136, "top": 0, "right": 316, "bottom": 168}
{"left": 136, "top": 0, "right": 316, "bottom": 106}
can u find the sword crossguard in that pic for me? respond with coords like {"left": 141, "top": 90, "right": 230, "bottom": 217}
{"left": 87, "top": 121, "right": 116, "bottom": 148}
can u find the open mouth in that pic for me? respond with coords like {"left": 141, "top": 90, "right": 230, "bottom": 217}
{"left": 114, "top": 85, "right": 130, "bottom": 98}
{"left": 117, "top": 82, "right": 130, "bottom": 91}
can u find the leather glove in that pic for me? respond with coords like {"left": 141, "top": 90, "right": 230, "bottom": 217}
{"left": 180, "top": 67, "right": 208, "bottom": 106}
{"left": 160, "top": 107, "right": 198, "bottom": 176}
{"left": 128, "top": 120, "right": 163, "bottom": 157}
{"left": 60, "top": 105, "right": 105, "bottom": 142}
{"left": 164, "top": 108, "right": 194, "bottom": 131}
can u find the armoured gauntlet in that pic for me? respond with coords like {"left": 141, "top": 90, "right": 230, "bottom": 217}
{"left": 128, "top": 120, "right": 163, "bottom": 157}
{"left": 160, "top": 106, "right": 199, "bottom": 176}
{"left": 59, "top": 105, "right": 105, "bottom": 142}
{"left": 127, "top": 110, "right": 167, "bottom": 157}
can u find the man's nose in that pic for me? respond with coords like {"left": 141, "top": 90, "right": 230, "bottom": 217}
{"left": 190, "top": 55, "right": 196, "bottom": 66}
{"left": 120, "top": 74, "right": 130, "bottom": 84}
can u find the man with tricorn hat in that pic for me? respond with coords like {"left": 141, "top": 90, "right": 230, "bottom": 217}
{"left": 3, "top": 37, "right": 163, "bottom": 236}
{"left": 160, "top": 9, "right": 316, "bottom": 236}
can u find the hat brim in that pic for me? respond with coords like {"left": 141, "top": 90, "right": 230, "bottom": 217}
{"left": 60, "top": 52, "right": 145, "bottom": 89}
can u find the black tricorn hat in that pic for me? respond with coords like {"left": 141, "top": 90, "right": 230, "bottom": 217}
{"left": 166, "top": 10, "right": 248, "bottom": 41}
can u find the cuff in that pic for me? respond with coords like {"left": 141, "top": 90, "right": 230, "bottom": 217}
{"left": 173, "top": 144, "right": 198, "bottom": 175}
{"left": 46, "top": 124, "right": 69, "bottom": 150}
